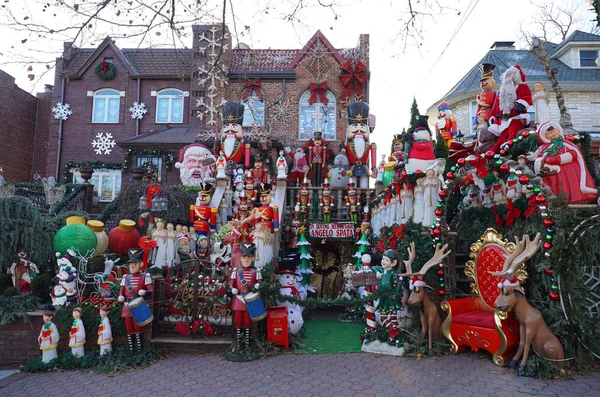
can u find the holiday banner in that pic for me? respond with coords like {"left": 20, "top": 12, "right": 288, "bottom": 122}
{"left": 351, "top": 270, "right": 379, "bottom": 287}
{"left": 308, "top": 222, "right": 355, "bottom": 239}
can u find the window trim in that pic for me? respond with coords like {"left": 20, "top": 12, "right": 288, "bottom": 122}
{"left": 92, "top": 89, "right": 121, "bottom": 124}
{"left": 71, "top": 168, "right": 122, "bottom": 202}
{"left": 155, "top": 88, "right": 185, "bottom": 124}
{"left": 298, "top": 90, "right": 337, "bottom": 141}
{"left": 579, "top": 49, "right": 599, "bottom": 68}
{"left": 135, "top": 156, "right": 164, "bottom": 182}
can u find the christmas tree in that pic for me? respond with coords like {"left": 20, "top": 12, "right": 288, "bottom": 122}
{"left": 353, "top": 231, "right": 370, "bottom": 270}
{"left": 297, "top": 230, "right": 315, "bottom": 292}
{"left": 409, "top": 97, "right": 420, "bottom": 132}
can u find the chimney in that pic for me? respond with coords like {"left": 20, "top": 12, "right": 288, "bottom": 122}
{"left": 490, "top": 41, "right": 515, "bottom": 50}
{"left": 44, "top": 84, "right": 54, "bottom": 93}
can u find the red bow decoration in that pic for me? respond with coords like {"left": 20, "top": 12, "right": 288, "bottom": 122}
{"left": 339, "top": 60, "right": 368, "bottom": 101}
{"left": 524, "top": 195, "right": 545, "bottom": 218}
{"left": 388, "top": 326, "right": 400, "bottom": 340}
{"left": 504, "top": 199, "right": 522, "bottom": 226}
{"left": 174, "top": 321, "right": 192, "bottom": 337}
{"left": 392, "top": 224, "right": 407, "bottom": 241}
{"left": 376, "top": 239, "right": 386, "bottom": 253}
{"left": 100, "top": 61, "right": 110, "bottom": 74}
{"left": 309, "top": 82, "right": 329, "bottom": 105}
{"left": 146, "top": 183, "right": 161, "bottom": 209}
{"left": 138, "top": 237, "right": 157, "bottom": 271}
{"left": 242, "top": 78, "right": 262, "bottom": 100}
{"left": 492, "top": 205, "right": 503, "bottom": 228}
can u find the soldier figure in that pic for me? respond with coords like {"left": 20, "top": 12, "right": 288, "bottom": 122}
{"left": 345, "top": 178, "right": 360, "bottom": 224}
{"left": 221, "top": 102, "right": 246, "bottom": 175}
{"left": 297, "top": 178, "right": 312, "bottom": 223}
{"left": 193, "top": 183, "right": 217, "bottom": 235}
{"left": 320, "top": 178, "right": 335, "bottom": 223}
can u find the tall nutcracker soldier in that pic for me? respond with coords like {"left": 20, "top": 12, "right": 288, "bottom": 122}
{"left": 243, "top": 175, "right": 258, "bottom": 207}
{"left": 474, "top": 63, "right": 497, "bottom": 130}
{"left": 345, "top": 177, "right": 360, "bottom": 224}
{"left": 306, "top": 131, "right": 328, "bottom": 187}
{"left": 346, "top": 102, "right": 375, "bottom": 189}
{"left": 118, "top": 248, "right": 153, "bottom": 351}
{"left": 229, "top": 242, "right": 262, "bottom": 351}
{"left": 297, "top": 178, "right": 312, "bottom": 223}
{"left": 221, "top": 102, "right": 246, "bottom": 175}
{"left": 249, "top": 183, "right": 279, "bottom": 232}
{"left": 192, "top": 183, "right": 217, "bottom": 236}
{"left": 251, "top": 154, "right": 270, "bottom": 185}
{"left": 320, "top": 178, "right": 335, "bottom": 223}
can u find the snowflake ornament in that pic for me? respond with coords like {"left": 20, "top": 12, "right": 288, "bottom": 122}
{"left": 196, "top": 26, "right": 229, "bottom": 126}
{"left": 91, "top": 132, "right": 116, "bottom": 155}
{"left": 129, "top": 102, "right": 147, "bottom": 120}
{"left": 52, "top": 102, "right": 73, "bottom": 121}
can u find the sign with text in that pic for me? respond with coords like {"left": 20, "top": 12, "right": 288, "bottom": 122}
{"left": 309, "top": 222, "right": 355, "bottom": 239}
{"left": 351, "top": 270, "right": 380, "bottom": 287}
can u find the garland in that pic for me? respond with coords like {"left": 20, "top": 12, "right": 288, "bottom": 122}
{"left": 63, "top": 161, "right": 123, "bottom": 182}
{"left": 122, "top": 148, "right": 175, "bottom": 171}
{"left": 94, "top": 61, "right": 116, "bottom": 80}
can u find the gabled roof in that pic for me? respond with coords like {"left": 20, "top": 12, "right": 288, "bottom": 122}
{"left": 117, "top": 127, "right": 198, "bottom": 148}
{"left": 288, "top": 30, "right": 346, "bottom": 69}
{"left": 68, "top": 36, "right": 139, "bottom": 78}
{"left": 550, "top": 30, "right": 600, "bottom": 57}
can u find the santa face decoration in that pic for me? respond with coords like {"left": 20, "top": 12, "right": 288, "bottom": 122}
{"left": 177, "top": 145, "right": 216, "bottom": 186}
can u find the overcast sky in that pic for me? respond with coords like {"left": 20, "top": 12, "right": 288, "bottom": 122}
{"left": 1, "top": 0, "right": 597, "bottom": 157}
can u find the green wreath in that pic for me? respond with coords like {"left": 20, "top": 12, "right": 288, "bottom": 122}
{"left": 95, "top": 61, "right": 116, "bottom": 80}
{"left": 139, "top": 161, "right": 159, "bottom": 181}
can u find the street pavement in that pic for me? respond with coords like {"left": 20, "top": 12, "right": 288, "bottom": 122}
{"left": 0, "top": 353, "right": 598, "bottom": 397}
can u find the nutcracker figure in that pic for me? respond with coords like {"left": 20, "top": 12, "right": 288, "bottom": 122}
{"left": 38, "top": 311, "right": 59, "bottom": 363}
{"left": 297, "top": 178, "right": 312, "bottom": 223}
{"left": 193, "top": 183, "right": 217, "bottom": 235}
{"left": 306, "top": 131, "right": 328, "bottom": 187}
{"left": 474, "top": 63, "right": 497, "bottom": 130}
{"left": 435, "top": 101, "right": 457, "bottom": 147}
{"left": 251, "top": 154, "right": 270, "bottom": 185}
{"left": 250, "top": 183, "right": 279, "bottom": 232}
{"left": 69, "top": 307, "right": 86, "bottom": 357}
{"left": 235, "top": 195, "right": 252, "bottom": 237}
{"left": 221, "top": 102, "right": 245, "bottom": 174}
{"left": 243, "top": 175, "right": 258, "bottom": 206}
{"left": 345, "top": 102, "right": 374, "bottom": 188}
{"left": 345, "top": 178, "right": 360, "bottom": 224}
{"left": 229, "top": 242, "right": 262, "bottom": 351}
{"left": 97, "top": 305, "right": 113, "bottom": 356}
{"left": 118, "top": 248, "right": 153, "bottom": 351}
{"left": 320, "top": 178, "right": 335, "bottom": 223}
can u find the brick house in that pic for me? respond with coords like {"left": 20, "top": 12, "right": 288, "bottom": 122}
{"left": 426, "top": 30, "right": 600, "bottom": 146}
{"left": 0, "top": 69, "right": 53, "bottom": 181}
{"left": 46, "top": 24, "right": 370, "bottom": 202}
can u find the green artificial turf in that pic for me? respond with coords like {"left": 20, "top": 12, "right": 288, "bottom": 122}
{"left": 294, "top": 319, "right": 364, "bottom": 354}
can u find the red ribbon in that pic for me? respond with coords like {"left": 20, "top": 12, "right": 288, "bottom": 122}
{"left": 392, "top": 224, "right": 407, "bottom": 241}
{"left": 100, "top": 61, "right": 109, "bottom": 74}
{"left": 524, "top": 196, "right": 539, "bottom": 218}
{"left": 505, "top": 199, "right": 522, "bottom": 226}
{"left": 146, "top": 184, "right": 161, "bottom": 209}
{"left": 492, "top": 205, "right": 503, "bottom": 227}
{"left": 138, "top": 237, "right": 157, "bottom": 271}
{"left": 175, "top": 321, "right": 191, "bottom": 337}
{"left": 339, "top": 60, "right": 368, "bottom": 101}
{"left": 242, "top": 78, "right": 262, "bottom": 100}
{"left": 309, "top": 82, "right": 329, "bottom": 105}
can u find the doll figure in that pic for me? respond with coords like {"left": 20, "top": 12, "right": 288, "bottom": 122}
{"left": 505, "top": 172, "right": 521, "bottom": 200}
{"left": 39, "top": 311, "right": 59, "bottom": 363}
{"left": 69, "top": 307, "right": 86, "bottom": 357}
{"left": 97, "top": 305, "right": 113, "bottom": 356}
{"left": 250, "top": 222, "right": 274, "bottom": 271}
{"left": 422, "top": 168, "right": 440, "bottom": 227}
{"left": 320, "top": 178, "right": 335, "bottom": 223}
{"left": 345, "top": 178, "right": 360, "bottom": 224}
{"left": 276, "top": 150, "right": 288, "bottom": 180}
{"left": 480, "top": 186, "right": 493, "bottom": 208}
{"left": 151, "top": 219, "right": 168, "bottom": 268}
{"left": 491, "top": 171, "right": 507, "bottom": 203}
{"left": 412, "top": 178, "right": 425, "bottom": 224}
{"left": 166, "top": 223, "right": 177, "bottom": 266}
{"left": 216, "top": 150, "right": 228, "bottom": 179}
{"left": 400, "top": 182, "right": 414, "bottom": 224}
{"left": 533, "top": 81, "right": 551, "bottom": 126}
{"left": 9, "top": 249, "right": 39, "bottom": 293}
{"left": 175, "top": 224, "right": 184, "bottom": 238}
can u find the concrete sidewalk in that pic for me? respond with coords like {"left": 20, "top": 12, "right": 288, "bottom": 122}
{"left": 0, "top": 353, "right": 598, "bottom": 397}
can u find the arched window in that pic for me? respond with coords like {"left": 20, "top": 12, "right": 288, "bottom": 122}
{"left": 242, "top": 93, "right": 265, "bottom": 127}
{"left": 92, "top": 89, "right": 120, "bottom": 123}
{"left": 298, "top": 90, "right": 336, "bottom": 141}
{"left": 156, "top": 89, "right": 185, "bottom": 123}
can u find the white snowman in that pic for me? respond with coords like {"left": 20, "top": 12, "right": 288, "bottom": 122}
{"left": 276, "top": 259, "right": 305, "bottom": 335}
{"left": 328, "top": 151, "right": 352, "bottom": 189}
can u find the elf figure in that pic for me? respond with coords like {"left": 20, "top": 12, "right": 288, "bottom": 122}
{"left": 97, "top": 305, "right": 113, "bottom": 356}
{"left": 69, "top": 307, "right": 86, "bottom": 357}
{"left": 229, "top": 243, "right": 262, "bottom": 351}
{"left": 118, "top": 248, "right": 153, "bottom": 351}
{"left": 297, "top": 178, "right": 312, "bottom": 223}
{"left": 38, "top": 311, "right": 59, "bottom": 363}
{"left": 320, "top": 178, "right": 335, "bottom": 223}
{"left": 372, "top": 249, "right": 404, "bottom": 342}
{"left": 345, "top": 178, "right": 360, "bottom": 224}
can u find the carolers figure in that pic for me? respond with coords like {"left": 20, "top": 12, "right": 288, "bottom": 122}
{"left": 69, "top": 307, "right": 86, "bottom": 357}
{"left": 97, "top": 305, "right": 113, "bottom": 356}
{"left": 38, "top": 311, "right": 59, "bottom": 363}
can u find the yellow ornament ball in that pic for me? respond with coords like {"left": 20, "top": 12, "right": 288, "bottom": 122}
{"left": 346, "top": 170, "right": 353, "bottom": 177}
{"left": 327, "top": 172, "right": 333, "bottom": 180}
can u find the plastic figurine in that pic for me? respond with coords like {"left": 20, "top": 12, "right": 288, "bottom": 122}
{"left": 9, "top": 249, "right": 39, "bottom": 293}
{"left": 372, "top": 249, "right": 405, "bottom": 340}
{"left": 491, "top": 171, "right": 507, "bottom": 203}
{"left": 69, "top": 307, "right": 86, "bottom": 357}
{"left": 422, "top": 168, "right": 439, "bottom": 227}
{"left": 286, "top": 147, "right": 309, "bottom": 186}
{"left": 345, "top": 178, "right": 360, "bottom": 224}
{"left": 505, "top": 172, "right": 521, "bottom": 200}
{"left": 151, "top": 219, "right": 168, "bottom": 269}
{"left": 216, "top": 150, "right": 227, "bottom": 179}
{"left": 436, "top": 101, "right": 457, "bottom": 147}
{"left": 250, "top": 222, "right": 274, "bottom": 271}
{"left": 251, "top": 154, "right": 270, "bottom": 185}
{"left": 406, "top": 116, "right": 436, "bottom": 174}
{"left": 229, "top": 242, "right": 262, "bottom": 351}
{"left": 412, "top": 178, "right": 425, "bottom": 224}
{"left": 276, "top": 150, "right": 288, "bottom": 180}
{"left": 399, "top": 181, "right": 413, "bottom": 225}
{"left": 249, "top": 183, "right": 278, "bottom": 232}
{"left": 221, "top": 102, "right": 245, "bottom": 174}
{"left": 165, "top": 223, "right": 177, "bottom": 267}
{"left": 118, "top": 248, "right": 153, "bottom": 351}
{"left": 533, "top": 81, "right": 551, "bottom": 126}
{"left": 193, "top": 183, "right": 217, "bottom": 235}
{"left": 38, "top": 311, "right": 59, "bottom": 363}
{"left": 297, "top": 178, "right": 312, "bottom": 223}
{"left": 307, "top": 131, "right": 328, "bottom": 187}
{"left": 345, "top": 102, "right": 373, "bottom": 188}
{"left": 196, "top": 235, "right": 211, "bottom": 259}
{"left": 473, "top": 63, "right": 497, "bottom": 131}
{"left": 97, "top": 305, "right": 113, "bottom": 356}
{"left": 320, "top": 178, "right": 335, "bottom": 223}
{"left": 275, "top": 257, "right": 304, "bottom": 335}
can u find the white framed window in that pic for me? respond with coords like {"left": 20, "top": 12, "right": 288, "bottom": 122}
{"left": 72, "top": 169, "right": 122, "bottom": 202}
{"left": 242, "top": 93, "right": 265, "bottom": 127}
{"left": 156, "top": 89, "right": 184, "bottom": 123}
{"left": 469, "top": 100, "right": 477, "bottom": 134}
{"left": 579, "top": 50, "right": 599, "bottom": 68}
{"left": 92, "top": 89, "right": 120, "bottom": 123}
{"left": 136, "top": 156, "right": 163, "bottom": 181}
{"left": 298, "top": 90, "right": 336, "bottom": 141}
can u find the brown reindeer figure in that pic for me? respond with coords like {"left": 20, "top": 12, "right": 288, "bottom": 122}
{"left": 399, "top": 243, "right": 450, "bottom": 355}
{"left": 491, "top": 233, "right": 564, "bottom": 375}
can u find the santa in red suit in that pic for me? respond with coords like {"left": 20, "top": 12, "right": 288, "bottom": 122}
{"left": 118, "top": 248, "right": 153, "bottom": 351}
{"left": 488, "top": 65, "right": 532, "bottom": 153}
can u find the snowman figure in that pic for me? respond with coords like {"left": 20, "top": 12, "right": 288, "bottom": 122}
{"left": 275, "top": 256, "right": 304, "bottom": 335}
{"left": 328, "top": 150, "right": 352, "bottom": 189}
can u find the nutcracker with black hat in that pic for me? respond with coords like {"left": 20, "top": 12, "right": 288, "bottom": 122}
{"left": 229, "top": 242, "right": 263, "bottom": 352}
{"left": 192, "top": 182, "right": 217, "bottom": 235}
{"left": 220, "top": 102, "right": 246, "bottom": 174}
{"left": 306, "top": 130, "right": 328, "bottom": 187}
{"left": 248, "top": 183, "right": 279, "bottom": 232}
{"left": 346, "top": 101, "right": 376, "bottom": 188}
{"left": 118, "top": 248, "right": 154, "bottom": 351}
{"left": 297, "top": 177, "right": 312, "bottom": 223}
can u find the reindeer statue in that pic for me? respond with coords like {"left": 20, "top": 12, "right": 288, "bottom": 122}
{"left": 399, "top": 243, "right": 451, "bottom": 355}
{"left": 490, "top": 233, "right": 565, "bottom": 375}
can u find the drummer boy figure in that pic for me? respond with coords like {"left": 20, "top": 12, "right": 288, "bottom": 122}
{"left": 118, "top": 248, "right": 153, "bottom": 351}
{"left": 229, "top": 242, "right": 262, "bottom": 351}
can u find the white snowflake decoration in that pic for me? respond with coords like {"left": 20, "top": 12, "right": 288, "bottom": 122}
{"left": 129, "top": 102, "right": 147, "bottom": 120}
{"left": 271, "top": 99, "right": 293, "bottom": 127}
{"left": 52, "top": 102, "right": 73, "bottom": 121}
{"left": 196, "top": 26, "right": 229, "bottom": 126}
{"left": 91, "top": 132, "right": 116, "bottom": 155}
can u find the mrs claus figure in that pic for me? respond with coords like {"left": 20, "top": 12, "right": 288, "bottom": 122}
{"left": 97, "top": 305, "right": 113, "bottom": 356}
{"left": 69, "top": 307, "right": 86, "bottom": 357}
{"left": 39, "top": 311, "right": 59, "bottom": 363}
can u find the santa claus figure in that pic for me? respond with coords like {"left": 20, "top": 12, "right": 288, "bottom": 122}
{"left": 175, "top": 143, "right": 217, "bottom": 186}
{"left": 488, "top": 65, "right": 533, "bottom": 153}
{"left": 533, "top": 121, "right": 598, "bottom": 203}
{"left": 220, "top": 102, "right": 245, "bottom": 174}
{"left": 345, "top": 102, "right": 373, "bottom": 188}
{"left": 286, "top": 147, "right": 309, "bottom": 186}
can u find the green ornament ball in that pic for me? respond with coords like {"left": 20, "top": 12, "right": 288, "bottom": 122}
{"left": 54, "top": 224, "right": 98, "bottom": 256}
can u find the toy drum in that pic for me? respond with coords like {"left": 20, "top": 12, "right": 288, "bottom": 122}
{"left": 245, "top": 292, "right": 267, "bottom": 321}
{"left": 127, "top": 297, "right": 154, "bottom": 326}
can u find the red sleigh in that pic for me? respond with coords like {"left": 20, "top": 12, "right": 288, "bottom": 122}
{"left": 441, "top": 229, "right": 524, "bottom": 366}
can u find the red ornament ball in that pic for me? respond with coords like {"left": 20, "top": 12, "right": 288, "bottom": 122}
{"left": 522, "top": 130, "right": 530, "bottom": 137}
{"left": 549, "top": 291, "right": 560, "bottom": 301}
{"left": 433, "top": 228, "right": 441, "bottom": 237}
{"left": 485, "top": 151, "right": 494, "bottom": 159}
{"left": 446, "top": 172, "right": 455, "bottom": 180}
{"left": 543, "top": 242, "right": 553, "bottom": 251}
{"left": 545, "top": 268, "right": 554, "bottom": 277}
{"left": 543, "top": 218, "right": 555, "bottom": 227}
{"left": 437, "top": 269, "right": 445, "bottom": 277}
{"left": 108, "top": 220, "right": 142, "bottom": 255}
{"left": 519, "top": 175, "right": 529, "bottom": 184}
{"left": 438, "top": 289, "right": 446, "bottom": 296}
{"left": 565, "top": 135, "right": 575, "bottom": 142}
{"left": 500, "top": 163, "right": 509, "bottom": 172}
{"left": 457, "top": 158, "right": 466, "bottom": 166}
{"left": 435, "top": 209, "right": 443, "bottom": 217}
{"left": 439, "top": 190, "right": 447, "bottom": 199}
{"left": 535, "top": 194, "right": 546, "bottom": 204}
{"left": 500, "top": 150, "right": 506, "bottom": 156}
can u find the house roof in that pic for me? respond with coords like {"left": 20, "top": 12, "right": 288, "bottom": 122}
{"left": 550, "top": 30, "right": 600, "bottom": 57}
{"left": 117, "top": 127, "right": 199, "bottom": 148}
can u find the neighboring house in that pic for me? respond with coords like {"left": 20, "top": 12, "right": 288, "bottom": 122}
{"left": 427, "top": 30, "right": 600, "bottom": 146}
{"left": 0, "top": 70, "right": 52, "bottom": 181}
{"left": 45, "top": 24, "right": 370, "bottom": 202}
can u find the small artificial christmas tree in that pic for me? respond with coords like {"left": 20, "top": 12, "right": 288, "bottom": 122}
{"left": 409, "top": 98, "right": 420, "bottom": 132}
{"left": 353, "top": 231, "right": 370, "bottom": 270}
{"left": 297, "top": 230, "right": 315, "bottom": 293}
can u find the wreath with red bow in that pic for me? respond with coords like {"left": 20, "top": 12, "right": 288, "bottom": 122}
{"left": 95, "top": 61, "right": 116, "bottom": 80}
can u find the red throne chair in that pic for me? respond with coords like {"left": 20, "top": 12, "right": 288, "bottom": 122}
{"left": 441, "top": 229, "right": 526, "bottom": 366}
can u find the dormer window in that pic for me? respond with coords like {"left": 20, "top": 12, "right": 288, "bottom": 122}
{"left": 579, "top": 50, "right": 598, "bottom": 68}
